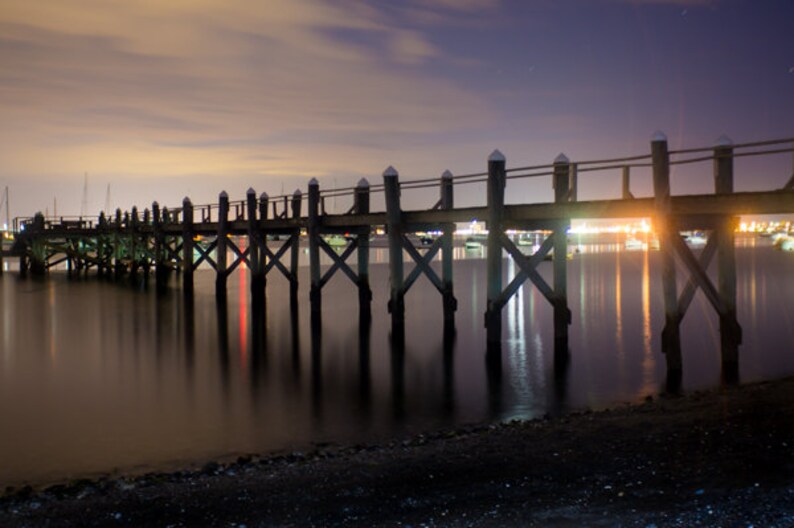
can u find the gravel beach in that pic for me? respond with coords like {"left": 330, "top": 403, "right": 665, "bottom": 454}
{"left": 2, "top": 376, "right": 793, "bottom": 527}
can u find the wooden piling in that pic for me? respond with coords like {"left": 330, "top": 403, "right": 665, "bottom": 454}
{"left": 553, "top": 154, "right": 571, "bottom": 350}
{"left": 307, "top": 179, "right": 322, "bottom": 314}
{"left": 355, "top": 178, "right": 372, "bottom": 321}
{"left": 142, "top": 208, "right": 151, "bottom": 277}
{"left": 153, "top": 201, "right": 167, "bottom": 291}
{"left": 383, "top": 166, "right": 405, "bottom": 335}
{"left": 651, "top": 132, "right": 682, "bottom": 372}
{"left": 714, "top": 136, "right": 741, "bottom": 371}
{"left": 113, "top": 209, "right": 123, "bottom": 280}
{"left": 182, "top": 197, "right": 194, "bottom": 296}
{"left": 216, "top": 191, "right": 229, "bottom": 298}
{"left": 440, "top": 170, "right": 456, "bottom": 329}
{"left": 257, "top": 192, "right": 269, "bottom": 292}
{"left": 130, "top": 207, "right": 140, "bottom": 278}
{"left": 246, "top": 188, "right": 263, "bottom": 301}
{"left": 485, "top": 150, "right": 506, "bottom": 345}
{"left": 290, "top": 189, "right": 302, "bottom": 300}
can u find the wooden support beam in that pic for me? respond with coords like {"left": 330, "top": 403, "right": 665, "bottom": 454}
{"left": 216, "top": 191, "right": 229, "bottom": 298}
{"left": 485, "top": 150, "right": 506, "bottom": 345}
{"left": 553, "top": 154, "right": 571, "bottom": 350}
{"left": 652, "top": 132, "right": 682, "bottom": 372}
{"left": 257, "top": 192, "right": 269, "bottom": 292}
{"left": 308, "top": 179, "right": 322, "bottom": 314}
{"left": 153, "top": 201, "right": 167, "bottom": 291}
{"left": 498, "top": 233, "right": 556, "bottom": 308}
{"left": 677, "top": 232, "right": 718, "bottom": 317}
{"left": 113, "top": 208, "right": 123, "bottom": 280}
{"left": 384, "top": 166, "right": 405, "bottom": 335}
{"left": 319, "top": 237, "right": 358, "bottom": 287}
{"left": 440, "top": 170, "right": 457, "bottom": 329}
{"left": 402, "top": 236, "right": 443, "bottom": 294}
{"left": 262, "top": 237, "right": 294, "bottom": 279}
{"left": 246, "top": 188, "right": 263, "bottom": 302}
{"left": 714, "top": 136, "right": 741, "bottom": 370}
{"left": 355, "top": 179, "right": 372, "bottom": 321}
{"left": 182, "top": 197, "right": 194, "bottom": 296}
{"left": 130, "top": 206, "right": 140, "bottom": 278}
{"left": 290, "top": 189, "right": 302, "bottom": 299}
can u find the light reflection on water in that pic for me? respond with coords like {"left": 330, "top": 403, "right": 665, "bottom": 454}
{"left": 0, "top": 238, "right": 792, "bottom": 487}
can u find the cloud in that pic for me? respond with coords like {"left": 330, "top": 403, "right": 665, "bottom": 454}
{"left": 0, "top": 0, "right": 494, "bottom": 213}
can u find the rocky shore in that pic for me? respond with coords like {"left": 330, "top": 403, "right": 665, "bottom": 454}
{"left": 2, "top": 377, "right": 793, "bottom": 527}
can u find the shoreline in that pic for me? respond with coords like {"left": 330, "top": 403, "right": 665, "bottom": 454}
{"left": 2, "top": 375, "right": 793, "bottom": 526}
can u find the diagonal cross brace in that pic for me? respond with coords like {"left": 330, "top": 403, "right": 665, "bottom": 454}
{"left": 677, "top": 231, "right": 719, "bottom": 318}
{"left": 402, "top": 236, "right": 444, "bottom": 294}
{"left": 193, "top": 239, "right": 218, "bottom": 271}
{"left": 498, "top": 233, "right": 570, "bottom": 323}
{"left": 319, "top": 237, "right": 359, "bottom": 288}
{"left": 225, "top": 240, "right": 251, "bottom": 275}
{"left": 262, "top": 235, "right": 295, "bottom": 281}
{"left": 668, "top": 231, "right": 727, "bottom": 316}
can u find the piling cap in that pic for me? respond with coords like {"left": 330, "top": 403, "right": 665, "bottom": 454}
{"left": 715, "top": 135, "right": 733, "bottom": 147}
{"left": 442, "top": 169, "right": 453, "bottom": 179}
{"left": 308, "top": 177, "right": 319, "bottom": 187}
{"left": 554, "top": 153, "right": 569, "bottom": 164}
{"left": 247, "top": 187, "right": 255, "bottom": 195}
{"left": 183, "top": 196, "right": 191, "bottom": 205}
{"left": 219, "top": 190, "right": 228, "bottom": 199}
{"left": 293, "top": 188, "right": 302, "bottom": 196}
{"left": 260, "top": 192, "right": 268, "bottom": 200}
{"left": 383, "top": 165, "right": 398, "bottom": 177}
{"left": 651, "top": 130, "right": 667, "bottom": 142}
{"left": 357, "top": 177, "right": 370, "bottom": 188}
{"left": 488, "top": 149, "right": 505, "bottom": 162}
{"left": 152, "top": 201, "right": 159, "bottom": 207}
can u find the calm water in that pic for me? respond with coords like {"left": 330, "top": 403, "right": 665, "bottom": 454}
{"left": 0, "top": 237, "right": 792, "bottom": 487}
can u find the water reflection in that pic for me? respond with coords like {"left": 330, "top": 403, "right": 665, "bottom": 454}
{"left": 1, "top": 241, "right": 793, "bottom": 487}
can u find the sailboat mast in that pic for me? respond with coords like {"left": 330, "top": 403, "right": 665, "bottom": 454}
{"left": 80, "top": 172, "right": 88, "bottom": 218}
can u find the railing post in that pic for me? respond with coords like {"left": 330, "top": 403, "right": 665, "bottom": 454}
{"left": 246, "top": 188, "right": 262, "bottom": 302}
{"left": 383, "top": 166, "right": 405, "bottom": 336}
{"left": 290, "top": 189, "right": 302, "bottom": 300}
{"left": 568, "top": 163, "right": 578, "bottom": 202}
{"left": 182, "top": 197, "right": 194, "bottom": 296}
{"left": 714, "top": 135, "right": 741, "bottom": 376}
{"left": 622, "top": 166, "right": 633, "bottom": 199}
{"left": 651, "top": 131, "right": 682, "bottom": 375}
{"left": 307, "top": 179, "right": 322, "bottom": 315}
{"left": 216, "top": 191, "right": 229, "bottom": 298}
{"left": 355, "top": 178, "right": 372, "bottom": 321}
{"left": 485, "top": 150, "right": 506, "bottom": 346}
{"left": 440, "top": 170, "right": 457, "bottom": 330}
{"left": 553, "top": 154, "right": 572, "bottom": 352}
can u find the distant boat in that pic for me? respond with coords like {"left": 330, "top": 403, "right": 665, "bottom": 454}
{"left": 684, "top": 232, "right": 708, "bottom": 246}
{"left": 324, "top": 235, "right": 347, "bottom": 247}
{"left": 624, "top": 238, "right": 644, "bottom": 250}
{"left": 465, "top": 237, "right": 484, "bottom": 250}
{"left": 773, "top": 235, "right": 794, "bottom": 252}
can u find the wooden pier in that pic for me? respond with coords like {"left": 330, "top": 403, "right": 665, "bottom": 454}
{"left": 7, "top": 133, "right": 794, "bottom": 386}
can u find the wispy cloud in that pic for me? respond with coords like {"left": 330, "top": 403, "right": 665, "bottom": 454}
{"left": 0, "top": 0, "right": 495, "bottom": 210}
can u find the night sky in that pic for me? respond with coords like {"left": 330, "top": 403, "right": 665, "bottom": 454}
{"left": 1, "top": 0, "right": 792, "bottom": 216}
